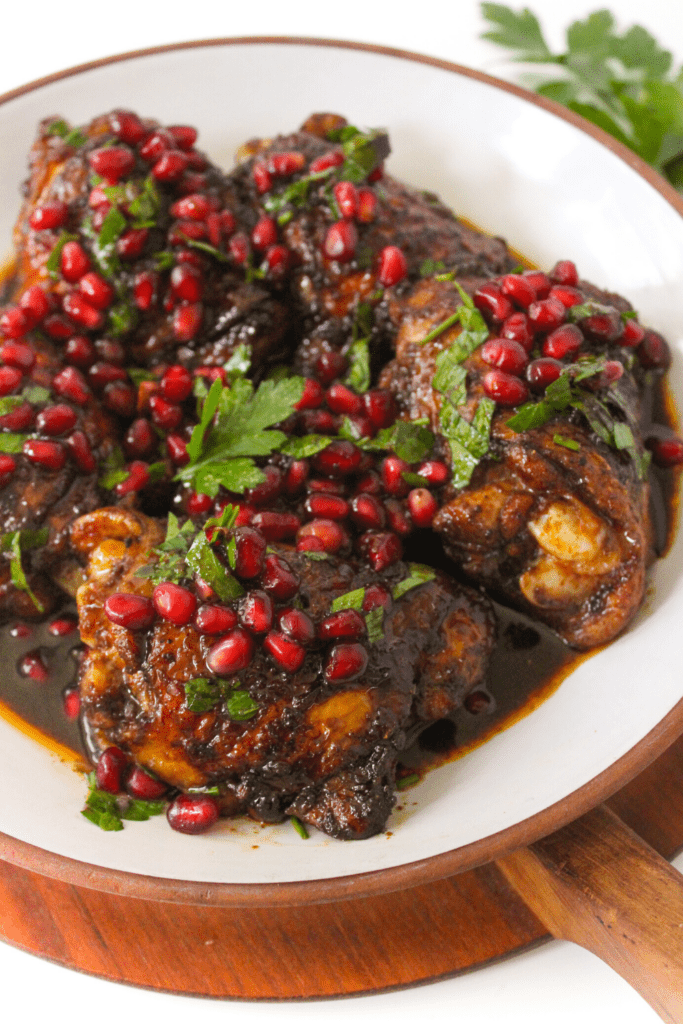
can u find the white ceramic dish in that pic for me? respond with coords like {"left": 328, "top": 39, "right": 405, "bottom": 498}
{"left": 1, "top": 39, "right": 682, "bottom": 901}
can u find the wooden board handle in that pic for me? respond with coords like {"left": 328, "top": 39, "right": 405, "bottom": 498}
{"left": 497, "top": 804, "right": 683, "bottom": 1023}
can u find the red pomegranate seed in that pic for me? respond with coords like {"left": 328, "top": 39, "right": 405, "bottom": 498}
{"left": 63, "top": 690, "right": 81, "bottom": 719}
{"left": 96, "top": 340, "right": 128, "bottom": 367}
{"left": 384, "top": 498, "right": 412, "bottom": 535}
{"left": 96, "top": 746, "right": 129, "bottom": 793}
{"left": 48, "top": 615, "right": 78, "bottom": 637}
{"left": 309, "top": 151, "right": 344, "bottom": 173}
{"left": 417, "top": 460, "right": 449, "bottom": 486}
{"left": 260, "top": 554, "right": 300, "bottom": 601}
{"left": 65, "top": 431, "right": 96, "bottom": 473}
{"left": 549, "top": 285, "right": 583, "bottom": 309}
{"left": 648, "top": 436, "right": 683, "bottom": 467}
{"left": 550, "top": 260, "right": 579, "bottom": 286}
{"left": 349, "top": 493, "right": 385, "bottom": 530}
{"left": 542, "top": 324, "right": 583, "bottom": 360}
{"left": 29, "top": 200, "right": 69, "bottom": 230}
{"left": 368, "top": 165, "right": 384, "bottom": 182}
{"left": 104, "top": 592, "right": 155, "bottom": 630}
{"left": 229, "top": 232, "right": 250, "bottom": 264}
{"left": 89, "top": 146, "right": 135, "bottom": 182}
{"left": 358, "top": 531, "right": 403, "bottom": 571}
{"left": 362, "top": 584, "right": 391, "bottom": 613}
{"left": 474, "top": 283, "right": 513, "bottom": 322}
{"left": 528, "top": 297, "right": 566, "bottom": 333}
{"left": 159, "top": 365, "right": 193, "bottom": 403}
{"left": 251, "top": 216, "right": 278, "bottom": 250}
{"left": 308, "top": 477, "right": 347, "bottom": 495}
{"left": 78, "top": 272, "right": 114, "bottom": 309}
{"left": 304, "top": 493, "right": 349, "bottom": 520}
{"left": 620, "top": 318, "right": 645, "bottom": 348}
{"left": 315, "top": 350, "right": 348, "bottom": 385}
{"left": 480, "top": 337, "right": 528, "bottom": 375}
{"left": 522, "top": 271, "right": 552, "bottom": 299}
{"left": 362, "top": 390, "right": 395, "bottom": 429}
{"left": 263, "top": 631, "right": 306, "bottom": 673}
{"left": 204, "top": 212, "right": 221, "bottom": 247}
{"left": 1, "top": 342, "right": 35, "bottom": 371}
{"left": 134, "top": 270, "right": 157, "bottom": 309}
{"left": 115, "top": 460, "right": 150, "bottom": 496}
{"left": 356, "top": 188, "right": 377, "bottom": 223}
{"left": 187, "top": 490, "right": 213, "bottom": 516}
{"left": 126, "top": 766, "right": 168, "bottom": 800}
{"left": 110, "top": 109, "right": 146, "bottom": 144}
{"left": 18, "top": 650, "right": 49, "bottom": 682}
{"left": 253, "top": 161, "right": 272, "bottom": 194}
{"left": 326, "top": 382, "right": 362, "bottom": 415}
{"left": 296, "top": 518, "right": 348, "bottom": 554}
{"left": 64, "top": 335, "right": 94, "bottom": 367}
{"left": 166, "top": 434, "right": 189, "bottom": 465}
{"left": 36, "top": 404, "right": 78, "bottom": 436}
{"left": 152, "top": 150, "right": 189, "bottom": 181}
{"left": 299, "top": 409, "right": 338, "bottom": 435}
{"left": 168, "top": 125, "right": 198, "bottom": 150}
{"left": 233, "top": 526, "right": 267, "bottom": 579}
{"left": 333, "top": 181, "right": 359, "bottom": 219}
{"left": 581, "top": 310, "right": 623, "bottom": 343}
{"left": 598, "top": 360, "right": 624, "bottom": 386}
{"left": 153, "top": 582, "right": 197, "bottom": 626}
{"left": 482, "top": 370, "right": 529, "bottom": 406}
{"left": 526, "top": 358, "right": 563, "bottom": 392}
{"left": 167, "top": 793, "right": 219, "bottom": 834}
{"left": 377, "top": 246, "right": 408, "bottom": 287}
{"left": 19, "top": 285, "right": 53, "bottom": 324}
{"left": 62, "top": 292, "right": 103, "bottom": 330}
{"left": 149, "top": 394, "right": 183, "bottom": 431}
{"left": 268, "top": 150, "right": 306, "bottom": 176}
{"left": 238, "top": 590, "right": 273, "bottom": 634}
{"left": 324, "top": 642, "right": 368, "bottom": 683}
{"left": 23, "top": 439, "right": 66, "bottom": 471}
{"left": 194, "top": 604, "right": 238, "bottom": 635}
{"left": 52, "top": 366, "right": 90, "bottom": 405}
{"left": 170, "top": 193, "right": 213, "bottom": 220}
{"left": 265, "top": 244, "right": 290, "bottom": 278}
{"left": 407, "top": 488, "right": 439, "bottom": 527}
{"left": 278, "top": 608, "right": 315, "bottom": 644}
{"left": 59, "top": 241, "right": 90, "bottom": 283}
{"left": 311, "top": 440, "right": 362, "bottom": 477}
{"left": 89, "top": 362, "right": 127, "bottom": 390}
{"left": 501, "top": 312, "right": 533, "bottom": 352}
{"left": 295, "top": 379, "right": 323, "bottom": 413}
{"left": 173, "top": 302, "right": 203, "bottom": 342}
{"left": 9, "top": 622, "right": 33, "bottom": 638}
{"left": 285, "top": 459, "right": 309, "bottom": 493}
{"left": 323, "top": 221, "right": 357, "bottom": 262}
{"left": 381, "top": 455, "right": 411, "bottom": 497}
{"left": 250, "top": 511, "right": 301, "bottom": 541}
{"left": 0, "top": 454, "right": 16, "bottom": 485}
{"left": 319, "top": 609, "right": 366, "bottom": 641}
{"left": 0, "top": 306, "right": 30, "bottom": 340}
{"left": 43, "top": 313, "right": 75, "bottom": 339}
{"left": 638, "top": 330, "right": 671, "bottom": 370}
{"left": 0, "top": 366, "right": 22, "bottom": 395}
{"left": 0, "top": 403, "right": 33, "bottom": 431}
{"left": 500, "top": 274, "right": 536, "bottom": 308}
{"left": 206, "top": 628, "right": 255, "bottom": 675}
{"left": 245, "top": 465, "right": 282, "bottom": 506}
{"left": 124, "top": 418, "right": 157, "bottom": 459}
{"left": 168, "top": 219, "right": 207, "bottom": 246}
{"left": 176, "top": 248, "right": 205, "bottom": 270}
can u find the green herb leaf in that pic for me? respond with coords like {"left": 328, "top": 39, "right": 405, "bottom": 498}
{"left": 419, "top": 258, "right": 447, "bottom": 277}
{"left": 302, "top": 550, "right": 329, "bottom": 561}
{"left": 47, "top": 120, "right": 88, "bottom": 148}
{"left": 0, "top": 527, "right": 49, "bottom": 552}
{"left": 226, "top": 690, "right": 259, "bottom": 721}
{"left": 185, "top": 677, "right": 222, "bottom": 713}
{"left": 8, "top": 531, "right": 44, "bottom": 612}
{"left": 21, "top": 384, "right": 52, "bottom": 405}
{"left": 396, "top": 772, "right": 420, "bottom": 791}
{"left": 365, "top": 605, "right": 385, "bottom": 644}
{"left": 263, "top": 167, "right": 335, "bottom": 216}
{"left": 291, "top": 817, "right": 309, "bottom": 839}
{"left": 392, "top": 563, "right": 436, "bottom": 601}
{"left": 108, "top": 300, "right": 138, "bottom": 336}
{"left": 185, "top": 530, "right": 244, "bottom": 601}
{"left": 365, "top": 420, "right": 435, "bottom": 464}
{"left": 0, "top": 396, "right": 24, "bottom": 416}
{"left": 331, "top": 587, "right": 365, "bottom": 613}
{"left": 154, "top": 250, "right": 175, "bottom": 271}
{"left": 553, "top": 434, "right": 581, "bottom": 451}
{"left": 439, "top": 396, "right": 495, "bottom": 490}
{"left": 126, "top": 367, "right": 157, "bottom": 388}
{"left": 46, "top": 232, "right": 79, "bottom": 278}
{"left": 120, "top": 799, "right": 166, "bottom": 821}
{"left": 0, "top": 433, "right": 29, "bottom": 454}
{"left": 280, "top": 435, "right": 334, "bottom": 458}
{"left": 181, "top": 237, "right": 229, "bottom": 262}
{"left": 128, "top": 176, "right": 161, "bottom": 228}
{"left": 345, "top": 336, "right": 371, "bottom": 394}
{"left": 98, "top": 446, "right": 128, "bottom": 489}
{"left": 402, "top": 471, "right": 429, "bottom": 486}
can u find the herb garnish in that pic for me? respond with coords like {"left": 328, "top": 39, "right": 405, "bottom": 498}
{"left": 553, "top": 434, "right": 581, "bottom": 452}
{"left": 46, "top": 232, "right": 78, "bottom": 278}
{"left": 291, "top": 817, "right": 310, "bottom": 839}
{"left": 98, "top": 446, "right": 128, "bottom": 490}
{"left": 0, "top": 433, "right": 30, "bottom": 454}
{"left": 325, "top": 125, "right": 391, "bottom": 183}
{"left": 392, "top": 563, "right": 436, "bottom": 600}
{"left": 361, "top": 419, "right": 435, "bottom": 464}
{"left": 184, "top": 677, "right": 259, "bottom": 719}
{"left": 396, "top": 772, "right": 420, "bottom": 791}
{"left": 81, "top": 771, "right": 165, "bottom": 831}
{"left": 5, "top": 529, "right": 49, "bottom": 612}
{"left": 128, "top": 175, "right": 161, "bottom": 228}
{"left": 330, "top": 588, "right": 366, "bottom": 613}
{"left": 46, "top": 119, "right": 88, "bottom": 149}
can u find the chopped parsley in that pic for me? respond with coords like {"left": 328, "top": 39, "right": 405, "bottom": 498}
{"left": 419, "top": 258, "right": 447, "bottom": 277}
{"left": 281, "top": 434, "right": 333, "bottom": 459}
{"left": 364, "top": 606, "right": 385, "bottom": 644}
{"left": 98, "top": 446, "right": 129, "bottom": 490}
{"left": 396, "top": 772, "right": 420, "bottom": 791}
{"left": 362, "top": 419, "right": 435, "bottom": 464}
{"left": 184, "top": 677, "right": 259, "bottom": 720}
{"left": 392, "top": 563, "right": 436, "bottom": 600}
{"left": 128, "top": 175, "right": 161, "bottom": 228}
{"left": 553, "top": 434, "right": 581, "bottom": 451}
{"left": 330, "top": 587, "right": 366, "bottom": 613}
{"left": 0, "top": 434, "right": 30, "bottom": 454}
{"left": 5, "top": 529, "right": 49, "bottom": 612}
{"left": 325, "top": 125, "right": 391, "bottom": 183}
{"left": 290, "top": 817, "right": 309, "bottom": 839}
{"left": 46, "top": 120, "right": 88, "bottom": 149}
{"left": 181, "top": 237, "right": 230, "bottom": 262}
{"left": 81, "top": 771, "right": 165, "bottom": 831}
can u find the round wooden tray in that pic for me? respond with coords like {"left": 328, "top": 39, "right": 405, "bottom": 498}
{"left": 1, "top": 732, "right": 682, "bottom": 999}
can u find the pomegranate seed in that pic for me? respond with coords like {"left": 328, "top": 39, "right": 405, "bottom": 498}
{"left": 140, "top": 129, "right": 174, "bottom": 161}
{"left": 124, "top": 418, "right": 157, "bottom": 459}
{"left": 550, "top": 260, "right": 579, "bottom": 286}
{"left": 362, "top": 584, "right": 391, "bottom": 613}
{"left": 63, "top": 690, "right": 81, "bottom": 719}
{"left": 96, "top": 747, "right": 129, "bottom": 793}
{"left": 168, "top": 220, "right": 207, "bottom": 247}
{"left": 311, "top": 440, "right": 362, "bottom": 477}
{"left": 187, "top": 490, "right": 213, "bottom": 516}
{"left": 89, "top": 146, "right": 135, "bottom": 182}
{"left": 9, "top": 622, "right": 33, "bottom": 638}
{"left": 23, "top": 439, "right": 66, "bottom": 471}
{"left": 297, "top": 518, "right": 347, "bottom": 554}
{"left": 0, "top": 403, "right": 33, "bottom": 431}
{"left": 333, "top": 181, "right": 359, "bottom": 219}
{"left": 153, "top": 150, "right": 189, "bottom": 181}
{"left": 251, "top": 217, "right": 278, "bottom": 251}
{"left": 384, "top": 499, "right": 412, "bottom": 535}
{"left": 89, "top": 362, "right": 127, "bottom": 390}
{"left": 115, "top": 461, "right": 150, "bottom": 496}
{"left": 542, "top": 324, "right": 583, "bottom": 360}
{"left": 482, "top": 370, "right": 529, "bottom": 406}
{"left": 64, "top": 335, "right": 94, "bottom": 367}
{"left": 110, "top": 109, "right": 146, "bottom": 145}
{"left": 358, "top": 531, "right": 403, "bottom": 571}
{"left": 229, "top": 232, "right": 250, "bottom": 264}
{"left": 308, "top": 477, "right": 347, "bottom": 495}
{"left": 220, "top": 210, "right": 236, "bottom": 236}
{"left": 78, "top": 272, "right": 114, "bottom": 310}
{"left": 134, "top": 270, "right": 157, "bottom": 309}
{"left": 319, "top": 609, "right": 366, "bottom": 641}
{"left": 362, "top": 390, "right": 395, "bottom": 429}
{"left": 268, "top": 150, "right": 306, "bottom": 176}
{"left": 323, "top": 221, "right": 357, "bottom": 262}
{"left": 194, "top": 604, "right": 238, "bottom": 635}
{"left": 60, "top": 241, "right": 90, "bottom": 283}
{"left": 528, "top": 297, "right": 566, "bottom": 333}
{"left": 170, "top": 193, "right": 212, "bottom": 220}
{"left": 173, "top": 302, "right": 203, "bottom": 341}
{"left": 168, "top": 125, "right": 198, "bottom": 150}
{"left": 381, "top": 456, "right": 411, "bottom": 496}
{"left": 549, "top": 285, "right": 583, "bottom": 309}
{"left": 263, "top": 631, "right": 306, "bottom": 672}
{"left": 354, "top": 471, "right": 381, "bottom": 496}
{"left": 260, "top": 554, "right": 300, "bottom": 601}
{"left": 245, "top": 465, "right": 283, "bottom": 506}
{"left": 304, "top": 494, "right": 349, "bottom": 520}
{"left": 0, "top": 366, "right": 22, "bottom": 396}
{"left": 368, "top": 165, "right": 384, "bottom": 182}
{"left": 0, "top": 454, "right": 16, "bottom": 485}
{"left": 377, "top": 245, "right": 408, "bottom": 287}
{"left": 48, "top": 615, "right": 78, "bottom": 637}
{"left": 62, "top": 292, "right": 103, "bottom": 330}
{"left": 581, "top": 310, "right": 623, "bottom": 343}
{"left": 474, "top": 283, "right": 513, "bottom": 322}
{"left": 522, "top": 271, "right": 552, "bottom": 299}
{"left": 206, "top": 628, "right": 255, "bottom": 675}
{"left": 315, "top": 350, "right": 349, "bottom": 385}
{"left": 176, "top": 248, "right": 205, "bottom": 269}
{"left": 166, "top": 434, "right": 189, "bottom": 465}
{"left": 104, "top": 592, "right": 155, "bottom": 630}
{"left": 149, "top": 394, "right": 183, "bottom": 431}
{"left": 65, "top": 431, "right": 96, "bottom": 473}
{"left": 309, "top": 151, "right": 344, "bottom": 173}
{"left": 167, "top": 793, "right": 219, "bottom": 834}
{"left": 278, "top": 608, "right": 315, "bottom": 644}
{"left": 238, "top": 590, "right": 273, "bottom": 634}
{"left": 299, "top": 409, "right": 338, "bottom": 435}
{"left": 417, "top": 460, "right": 449, "bottom": 486}
{"left": 324, "top": 642, "right": 368, "bottom": 683}
{"left": 19, "top": 285, "right": 53, "bottom": 324}
{"left": 126, "top": 766, "right": 168, "bottom": 800}
{"left": 253, "top": 161, "right": 273, "bottom": 193}
{"left": 29, "top": 200, "right": 69, "bottom": 230}
{"left": 598, "top": 360, "right": 624, "bottom": 386}
{"left": 326, "top": 382, "right": 362, "bottom": 415}
{"left": 526, "top": 358, "right": 563, "bottom": 392}
{"left": 1, "top": 342, "right": 35, "bottom": 371}
{"left": 285, "top": 459, "right": 309, "bottom": 493}
{"left": 620, "top": 318, "right": 645, "bottom": 348}
{"left": 36, "top": 404, "right": 77, "bottom": 436}
{"left": 52, "top": 366, "right": 90, "bottom": 405}
{"left": 43, "top": 314, "right": 75, "bottom": 339}
{"left": 480, "top": 337, "right": 528, "bottom": 375}
{"left": 356, "top": 188, "right": 377, "bottom": 223}
{"left": 500, "top": 274, "right": 536, "bottom": 308}
{"left": 501, "top": 312, "right": 533, "bottom": 351}
{"left": 349, "top": 493, "right": 385, "bottom": 530}
{"left": 265, "top": 244, "right": 290, "bottom": 278}
{"left": 648, "top": 436, "right": 683, "bottom": 467}
{"left": 234, "top": 503, "right": 255, "bottom": 526}
{"left": 0, "top": 306, "right": 30, "bottom": 340}
{"left": 233, "top": 526, "right": 267, "bottom": 579}
{"left": 18, "top": 650, "right": 49, "bottom": 682}
{"left": 408, "top": 488, "right": 439, "bottom": 527}
{"left": 158, "top": 365, "right": 192, "bottom": 403}
{"left": 178, "top": 172, "right": 208, "bottom": 195}
{"left": 205, "top": 212, "right": 222, "bottom": 247}
{"left": 153, "top": 582, "right": 197, "bottom": 626}
{"left": 638, "top": 330, "right": 671, "bottom": 370}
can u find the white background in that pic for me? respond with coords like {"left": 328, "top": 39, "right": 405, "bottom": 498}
{"left": 1, "top": 2, "right": 683, "bottom": 1022}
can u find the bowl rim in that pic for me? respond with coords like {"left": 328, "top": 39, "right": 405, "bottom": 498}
{"left": 1, "top": 34, "right": 682, "bottom": 908}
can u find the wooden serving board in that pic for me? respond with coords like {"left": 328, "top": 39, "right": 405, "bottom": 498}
{"left": 1, "top": 732, "right": 683, "bottom": 1000}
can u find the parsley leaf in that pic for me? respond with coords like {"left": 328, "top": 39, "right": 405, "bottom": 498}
{"left": 7, "top": 530, "right": 45, "bottom": 612}
{"left": 225, "top": 690, "right": 259, "bottom": 721}
{"left": 0, "top": 434, "right": 29, "bottom": 454}
{"left": 363, "top": 420, "right": 435, "bottom": 464}
{"left": 331, "top": 587, "right": 366, "bottom": 613}
{"left": 98, "top": 446, "right": 128, "bottom": 490}
{"left": 365, "top": 605, "right": 385, "bottom": 644}
{"left": 291, "top": 817, "right": 309, "bottom": 839}
{"left": 345, "top": 336, "right": 371, "bottom": 394}
{"left": 392, "top": 563, "right": 436, "bottom": 600}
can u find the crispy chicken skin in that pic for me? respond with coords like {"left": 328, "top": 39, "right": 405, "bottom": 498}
{"left": 72, "top": 507, "right": 495, "bottom": 838}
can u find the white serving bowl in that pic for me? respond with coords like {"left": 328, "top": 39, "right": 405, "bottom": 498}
{"left": 1, "top": 38, "right": 682, "bottom": 905}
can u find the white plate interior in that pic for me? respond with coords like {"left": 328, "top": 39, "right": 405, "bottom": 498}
{"left": 1, "top": 41, "right": 682, "bottom": 885}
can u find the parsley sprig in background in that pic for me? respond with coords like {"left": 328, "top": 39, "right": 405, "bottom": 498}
{"left": 481, "top": 4, "right": 683, "bottom": 190}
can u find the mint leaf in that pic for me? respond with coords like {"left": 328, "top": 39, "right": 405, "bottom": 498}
{"left": 185, "top": 677, "right": 222, "bottom": 713}
{"left": 226, "top": 690, "right": 259, "bottom": 721}
{"left": 365, "top": 605, "right": 385, "bottom": 644}
{"left": 331, "top": 587, "right": 365, "bottom": 613}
